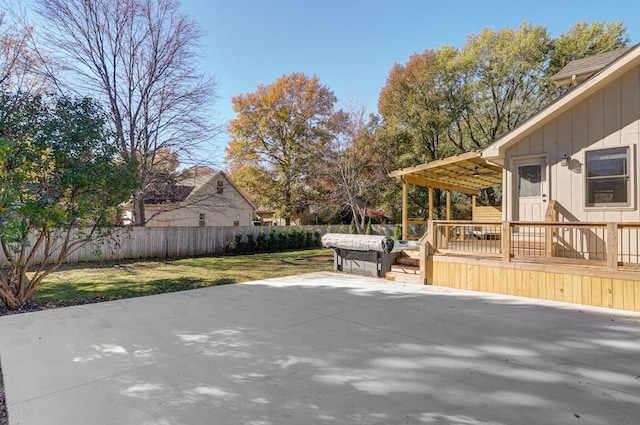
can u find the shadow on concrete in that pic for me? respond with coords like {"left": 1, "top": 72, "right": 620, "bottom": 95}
{"left": 2, "top": 273, "right": 640, "bottom": 424}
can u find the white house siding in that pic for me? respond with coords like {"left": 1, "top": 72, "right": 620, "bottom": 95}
{"left": 144, "top": 173, "right": 255, "bottom": 227}
{"left": 503, "top": 65, "right": 640, "bottom": 224}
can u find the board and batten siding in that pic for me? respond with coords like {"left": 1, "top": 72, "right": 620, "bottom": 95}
{"left": 503, "top": 65, "right": 640, "bottom": 223}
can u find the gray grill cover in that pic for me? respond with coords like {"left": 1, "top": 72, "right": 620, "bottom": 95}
{"left": 321, "top": 233, "right": 394, "bottom": 253}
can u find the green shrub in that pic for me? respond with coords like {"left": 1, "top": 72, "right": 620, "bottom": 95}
{"left": 349, "top": 218, "right": 357, "bottom": 234}
{"left": 246, "top": 230, "right": 256, "bottom": 253}
{"left": 326, "top": 224, "right": 333, "bottom": 234}
{"left": 314, "top": 229, "right": 322, "bottom": 247}
{"left": 305, "top": 226, "right": 314, "bottom": 248}
{"left": 338, "top": 223, "right": 345, "bottom": 234}
{"left": 268, "top": 227, "right": 278, "bottom": 251}
{"left": 294, "top": 226, "right": 303, "bottom": 249}
{"left": 365, "top": 218, "right": 373, "bottom": 235}
{"left": 234, "top": 231, "right": 246, "bottom": 253}
{"left": 279, "top": 228, "right": 289, "bottom": 250}
{"left": 394, "top": 224, "right": 402, "bottom": 240}
{"left": 256, "top": 229, "right": 267, "bottom": 252}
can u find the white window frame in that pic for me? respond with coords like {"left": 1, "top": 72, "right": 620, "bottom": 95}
{"left": 583, "top": 144, "right": 635, "bottom": 210}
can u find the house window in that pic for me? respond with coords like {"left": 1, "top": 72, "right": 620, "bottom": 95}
{"left": 199, "top": 213, "right": 205, "bottom": 227}
{"left": 233, "top": 220, "right": 239, "bottom": 226}
{"left": 585, "top": 146, "right": 630, "bottom": 207}
{"left": 216, "top": 180, "right": 224, "bottom": 194}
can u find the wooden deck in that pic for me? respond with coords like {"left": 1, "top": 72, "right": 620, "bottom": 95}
{"left": 416, "top": 220, "right": 640, "bottom": 313}
{"left": 426, "top": 253, "right": 640, "bottom": 312}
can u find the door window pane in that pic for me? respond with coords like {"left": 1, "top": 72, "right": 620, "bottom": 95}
{"left": 518, "top": 164, "right": 541, "bottom": 197}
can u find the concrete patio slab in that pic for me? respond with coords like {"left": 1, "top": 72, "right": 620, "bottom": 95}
{"left": 1, "top": 271, "right": 640, "bottom": 424}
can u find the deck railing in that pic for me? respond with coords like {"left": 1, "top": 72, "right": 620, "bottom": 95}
{"left": 424, "top": 220, "right": 640, "bottom": 271}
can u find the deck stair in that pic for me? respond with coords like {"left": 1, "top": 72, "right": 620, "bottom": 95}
{"left": 385, "top": 248, "right": 423, "bottom": 284}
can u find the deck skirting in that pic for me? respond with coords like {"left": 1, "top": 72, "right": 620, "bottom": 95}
{"left": 426, "top": 254, "right": 640, "bottom": 312}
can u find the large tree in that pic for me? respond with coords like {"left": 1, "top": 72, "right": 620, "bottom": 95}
{"left": 378, "top": 46, "right": 463, "bottom": 167}
{"left": 317, "top": 107, "right": 392, "bottom": 232}
{"left": 378, "top": 20, "right": 630, "bottom": 215}
{"left": 226, "top": 73, "right": 336, "bottom": 225}
{"left": 36, "top": 0, "right": 217, "bottom": 226}
{"left": 548, "top": 20, "right": 629, "bottom": 79}
{"left": 0, "top": 10, "right": 52, "bottom": 96}
{"left": 455, "top": 22, "right": 552, "bottom": 149}
{"left": 0, "top": 93, "right": 136, "bottom": 309}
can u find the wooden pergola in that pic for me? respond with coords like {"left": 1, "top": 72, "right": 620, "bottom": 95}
{"left": 389, "top": 151, "right": 503, "bottom": 239}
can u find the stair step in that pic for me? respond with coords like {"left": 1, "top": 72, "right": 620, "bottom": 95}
{"left": 391, "top": 264, "right": 419, "bottom": 274}
{"left": 385, "top": 271, "right": 424, "bottom": 285}
{"left": 400, "top": 248, "right": 421, "bottom": 259}
{"left": 397, "top": 256, "right": 420, "bottom": 267}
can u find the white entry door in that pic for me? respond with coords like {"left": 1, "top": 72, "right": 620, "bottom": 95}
{"left": 513, "top": 157, "right": 548, "bottom": 222}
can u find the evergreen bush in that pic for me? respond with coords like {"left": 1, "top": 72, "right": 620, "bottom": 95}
{"left": 246, "top": 230, "right": 256, "bottom": 253}
{"left": 256, "top": 229, "right": 267, "bottom": 252}
{"left": 306, "top": 226, "right": 314, "bottom": 247}
{"left": 234, "top": 231, "right": 246, "bottom": 253}
{"left": 349, "top": 218, "right": 357, "bottom": 234}
{"left": 365, "top": 218, "right": 373, "bottom": 235}
{"left": 268, "top": 227, "right": 278, "bottom": 251}
{"left": 279, "top": 228, "right": 289, "bottom": 250}
{"left": 394, "top": 224, "right": 402, "bottom": 240}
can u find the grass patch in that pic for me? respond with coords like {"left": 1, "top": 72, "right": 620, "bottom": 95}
{"left": 31, "top": 249, "right": 334, "bottom": 305}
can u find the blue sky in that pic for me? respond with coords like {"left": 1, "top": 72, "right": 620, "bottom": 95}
{"left": 179, "top": 0, "right": 639, "bottom": 167}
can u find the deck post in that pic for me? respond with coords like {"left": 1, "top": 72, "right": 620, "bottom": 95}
{"left": 544, "top": 200, "right": 557, "bottom": 257}
{"left": 420, "top": 222, "right": 433, "bottom": 285}
{"left": 446, "top": 189, "right": 451, "bottom": 220}
{"left": 428, "top": 187, "right": 434, "bottom": 220}
{"left": 402, "top": 178, "right": 408, "bottom": 240}
{"left": 427, "top": 220, "right": 435, "bottom": 254}
{"left": 502, "top": 221, "right": 511, "bottom": 263}
{"left": 607, "top": 222, "right": 618, "bottom": 271}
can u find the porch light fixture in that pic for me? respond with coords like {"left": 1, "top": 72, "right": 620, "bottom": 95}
{"left": 560, "top": 154, "right": 569, "bottom": 167}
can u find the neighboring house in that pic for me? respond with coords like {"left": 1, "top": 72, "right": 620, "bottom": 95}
{"left": 388, "top": 45, "right": 640, "bottom": 312}
{"left": 123, "top": 170, "right": 256, "bottom": 227}
{"left": 255, "top": 206, "right": 314, "bottom": 226}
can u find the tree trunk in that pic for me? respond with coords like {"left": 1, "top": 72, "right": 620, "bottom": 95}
{"left": 0, "top": 287, "right": 19, "bottom": 309}
{"left": 359, "top": 207, "right": 367, "bottom": 234}
{"left": 132, "top": 189, "right": 146, "bottom": 226}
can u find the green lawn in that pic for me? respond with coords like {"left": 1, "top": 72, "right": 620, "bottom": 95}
{"left": 32, "top": 249, "right": 334, "bottom": 304}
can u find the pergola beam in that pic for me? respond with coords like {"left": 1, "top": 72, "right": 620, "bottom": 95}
{"left": 401, "top": 174, "right": 477, "bottom": 195}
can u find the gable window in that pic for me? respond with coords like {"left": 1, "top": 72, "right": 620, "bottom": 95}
{"left": 199, "top": 213, "right": 205, "bottom": 227}
{"left": 216, "top": 180, "right": 224, "bottom": 194}
{"left": 585, "top": 146, "right": 630, "bottom": 208}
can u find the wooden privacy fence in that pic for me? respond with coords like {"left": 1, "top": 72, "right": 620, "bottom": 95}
{"left": 1, "top": 224, "right": 408, "bottom": 265}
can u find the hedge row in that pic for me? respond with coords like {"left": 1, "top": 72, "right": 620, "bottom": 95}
{"left": 232, "top": 226, "right": 322, "bottom": 254}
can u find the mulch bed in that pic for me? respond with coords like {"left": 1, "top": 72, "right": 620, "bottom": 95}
{"left": 0, "top": 297, "right": 123, "bottom": 318}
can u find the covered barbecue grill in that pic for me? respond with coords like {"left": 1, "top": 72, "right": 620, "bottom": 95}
{"left": 321, "top": 233, "right": 399, "bottom": 278}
